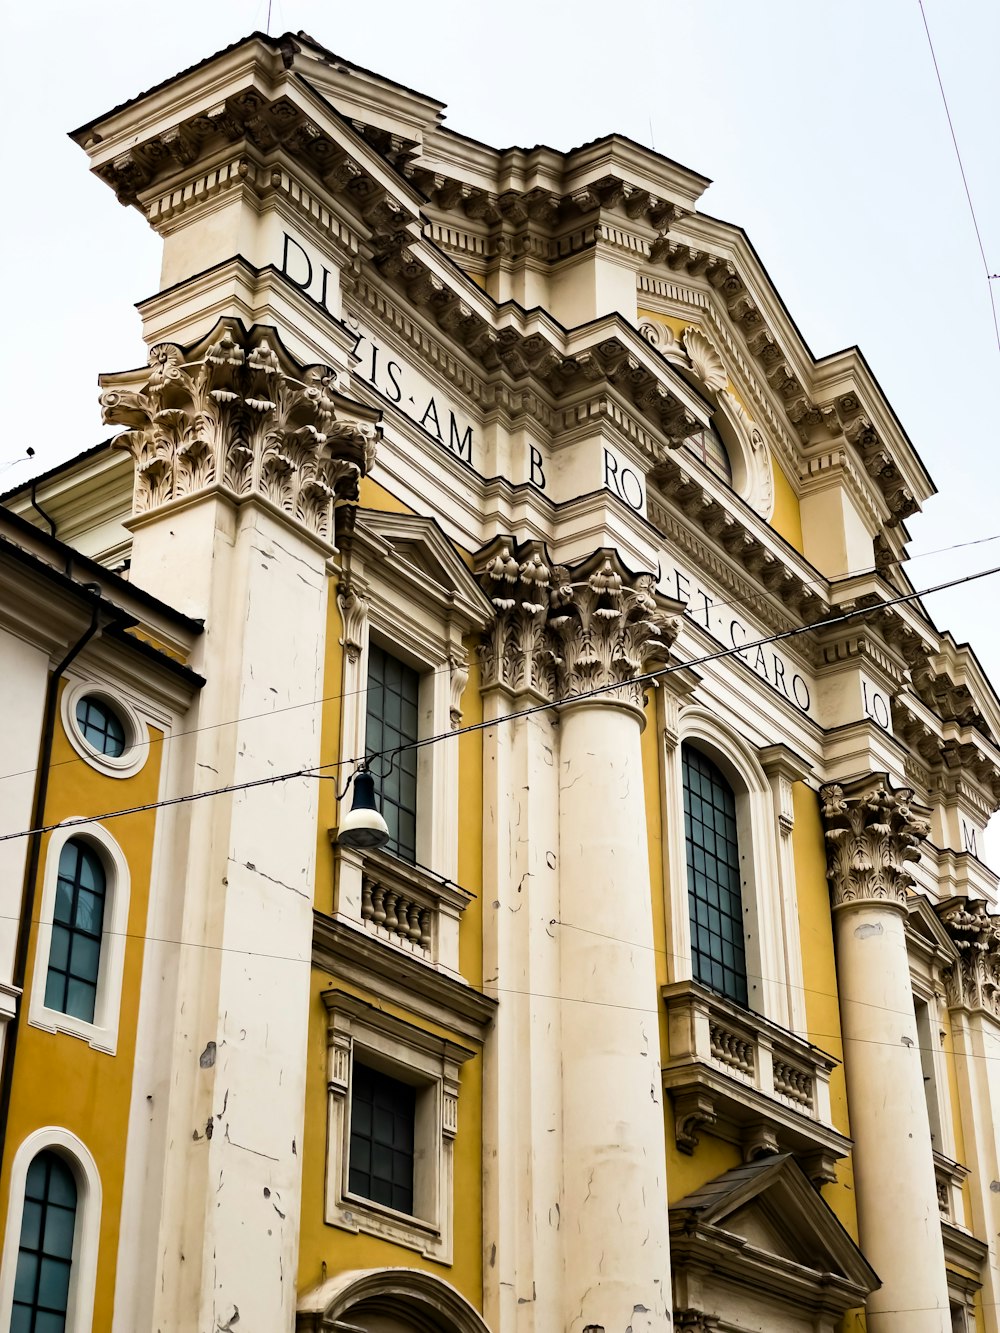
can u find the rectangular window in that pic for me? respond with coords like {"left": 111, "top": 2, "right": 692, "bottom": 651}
{"left": 366, "top": 645, "right": 419, "bottom": 862}
{"left": 348, "top": 1062, "right": 416, "bottom": 1215}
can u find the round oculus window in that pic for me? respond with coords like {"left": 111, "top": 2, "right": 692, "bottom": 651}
{"left": 75, "top": 696, "right": 128, "bottom": 757}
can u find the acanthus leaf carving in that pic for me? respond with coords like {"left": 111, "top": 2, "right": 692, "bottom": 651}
{"left": 100, "top": 318, "right": 382, "bottom": 543}
{"left": 819, "top": 775, "right": 930, "bottom": 909}
{"left": 475, "top": 538, "right": 683, "bottom": 710}
{"left": 937, "top": 898, "right": 1000, "bottom": 1018}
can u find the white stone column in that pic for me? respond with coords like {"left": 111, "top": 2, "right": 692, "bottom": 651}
{"left": 478, "top": 541, "right": 565, "bottom": 1333}
{"left": 100, "top": 320, "right": 379, "bottom": 1333}
{"left": 476, "top": 543, "right": 684, "bottom": 1333}
{"left": 821, "top": 777, "right": 950, "bottom": 1332}
{"left": 558, "top": 697, "right": 671, "bottom": 1333}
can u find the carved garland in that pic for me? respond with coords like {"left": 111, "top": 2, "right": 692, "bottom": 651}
{"left": 100, "top": 319, "right": 381, "bottom": 543}
{"left": 819, "top": 776, "right": 930, "bottom": 909}
{"left": 476, "top": 538, "right": 682, "bottom": 711}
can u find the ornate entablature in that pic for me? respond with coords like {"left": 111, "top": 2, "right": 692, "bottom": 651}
{"left": 475, "top": 537, "right": 684, "bottom": 711}
{"left": 820, "top": 775, "right": 931, "bottom": 910}
{"left": 936, "top": 898, "right": 1000, "bottom": 1018}
{"left": 99, "top": 318, "right": 381, "bottom": 542}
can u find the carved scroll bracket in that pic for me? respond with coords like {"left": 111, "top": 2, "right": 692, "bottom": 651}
{"left": 100, "top": 317, "right": 382, "bottom": 544}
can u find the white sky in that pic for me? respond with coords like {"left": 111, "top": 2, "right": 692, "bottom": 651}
{"left": 2, "top": 0, "right": 998, "bottom": 848}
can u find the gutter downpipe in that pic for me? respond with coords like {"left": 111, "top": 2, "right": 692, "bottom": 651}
{"left": 0, "top": 591, "right": 106, "bottom": 1176}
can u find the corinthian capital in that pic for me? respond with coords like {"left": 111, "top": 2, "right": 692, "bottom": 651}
{"left": 476, "top": 537, "right": 683, "bottom": 710}
{"left": 819, "top": 775, "right": 930, "bottom": 910}
{"left": 937, "top": 898, "right": 1000, "bottom": 1017}
{"left": 100, "top": 319, "right": 381, "bottom": 543}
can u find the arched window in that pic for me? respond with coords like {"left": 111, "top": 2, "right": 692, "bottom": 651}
{"left": 682, "top": 744, "right": 747, "bottom": 1006}
{"left": 684, "top": 424, "right": 733, "bottom": 486}
{"left": 12, "top": 1150, "right": 77, "bottom": 1331}
{"left": 45, "top": 841, "right": 106, "bottom": 1024}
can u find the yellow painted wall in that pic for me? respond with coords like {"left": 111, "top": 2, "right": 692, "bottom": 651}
{"left": 0, "top": 689, "right": 164, "bottom": 1331}
{"left": 770, "top": 459, "right": 804, "bottom": 553}
{"left": 792, "top": 784, "right": 861, "bottom": 1241}
{"left": 301, "top": 513, "right": 486, "bottom": 1303}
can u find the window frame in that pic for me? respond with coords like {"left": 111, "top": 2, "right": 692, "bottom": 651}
{"left": 0, "top": 1128, "right": 101, "bottom": 1333}
{"left": 44, "top": 839, "right": 108, "bottom": 1024}
{"left": 28, "top": 822, "right": 130, "bottom": 1054}
{"left": 61, "top": 679, "right": 148, "bottom": 780}
{"left": 665, "top": 706, "right": 793, "bottom": 1025}
{"left": 322, "top": 989, "right": 474, "bottom": 1262}
{"left": 364, "top": 643, "right": 421, "bottom": 863}
{"left": 682, "top": 745, "right": 748, "bottom": 1007}
{"left": 336, "top": 512, "right": 494, "bottom": 883}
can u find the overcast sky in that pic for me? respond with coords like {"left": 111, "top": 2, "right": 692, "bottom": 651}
{"left": 3, "top": 0, "right": 998, "bottom": 846}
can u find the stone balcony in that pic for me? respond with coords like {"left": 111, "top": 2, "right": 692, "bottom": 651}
{"left": 328, "top": 841, "right": 473, "bottom": 976}
{"left": 661, "top": 980, "right": 850, "bottom": 1187}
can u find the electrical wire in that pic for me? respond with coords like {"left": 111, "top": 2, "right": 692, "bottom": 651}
{"left": 1, "top": 520, "right": 997, "bottom": 791}
{"left": 3, "top": 554, "right": 1000, "bottom": 845}
{"left": 917, "top": 0, "right": 1000, "bottom": 357}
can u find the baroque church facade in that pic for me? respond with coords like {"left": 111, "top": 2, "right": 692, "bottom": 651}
{"left": 2, "top": 28, "right": 1000, "bottom": 1333}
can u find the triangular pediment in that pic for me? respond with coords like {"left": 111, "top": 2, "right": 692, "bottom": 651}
{"left": 343, "top": 508, "right": 494, "bottom": 633}
{"left": 670, "top": 1154, "right": 878, "bottom": 1296}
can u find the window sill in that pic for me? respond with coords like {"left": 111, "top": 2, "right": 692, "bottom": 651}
{"left": 27, "top": 1008, "right": 117, "bottom": 1055}
{"left": 335, "top": 1190, "right": 442, "bottom": 1251}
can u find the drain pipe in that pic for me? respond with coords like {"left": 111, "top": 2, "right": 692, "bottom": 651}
{"left": 0, "top": 590, "right": 107, "bottom": 1172}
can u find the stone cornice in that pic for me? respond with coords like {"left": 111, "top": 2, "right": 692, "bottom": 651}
{"left": 820, "top": 774, "right": 931, "bottom": 910}
{"left": 914, "top": 635, "right": 1000, "bottom": 747}
{"left": 350, "top": 274, "right": 708, "bottom": 451}
{"left": 648, "top": 458, "right": 830, "bottom": 653}
{"left": 936, "top": 897, "right": 1000, "bottom": 1020}
{"left": 100, "top": 316, "right": 381, "bottom": 543}
{"left": 475, "top": 537, "right": 684, "bottom": 711}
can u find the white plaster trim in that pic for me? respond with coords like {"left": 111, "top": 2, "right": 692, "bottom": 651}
{"left": 668, "top": 707, "right": 791, "bottom": 1026}
{"left": 0, "top": 1126, "right": 102, "bottom": 1333}
{"left": 61, "top": 678, "right": 149, "bottom": 779}
{"left": 323, "top": 993, "right": 470, "bottom": 1263}
{"left": 27, "top": 821, "right": 131, "bottom": 1055}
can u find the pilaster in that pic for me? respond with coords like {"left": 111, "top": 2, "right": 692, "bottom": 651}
{"left": 103, "top": 321, "right": 380, "bottom": 1333}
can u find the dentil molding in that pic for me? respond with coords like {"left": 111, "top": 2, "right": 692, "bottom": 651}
{"left": 100, "top": 318, "right": 381, "bottom": 544}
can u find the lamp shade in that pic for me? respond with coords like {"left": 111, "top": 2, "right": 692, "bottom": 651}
{"left": 337, "top": 769, "right": 390, "bottom": 849}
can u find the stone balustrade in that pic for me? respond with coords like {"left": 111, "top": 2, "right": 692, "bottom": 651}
{"left": 662, "top": 980, "right": 848, "bottom": 1186}
{"left": 329, "top": 841, "right": 472, "bottom": 975}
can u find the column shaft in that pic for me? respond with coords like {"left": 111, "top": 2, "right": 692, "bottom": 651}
{"left": 835, "top": 900, "right": 949, "bottom": 1329}
{"left": 559, "top": 701, "right": 671, "bottom": 1333}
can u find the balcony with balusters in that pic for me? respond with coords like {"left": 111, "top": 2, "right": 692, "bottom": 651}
{"left": 661, "top": 980, "right": 851, "bottom": 1187}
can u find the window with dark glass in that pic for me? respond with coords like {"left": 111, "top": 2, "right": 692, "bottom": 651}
{"left": 12, "top": 1151, "right": 77, "bottom": 1333}
{"left": 75, "top": 696, "right": 127, "bottom": 758}
{"left": 348, "top": 1062, "right": 416, "bottom": 1214}
{"left": 682, "top": 745, "right": 748, "bottom": 1006}
{"left": 684, "top": 425, "right": 733, "bottom": 486}
{"left": 45, "top": 840, "right": 107, "bottom": 1023}
{"left": 365, "top": 645, "right": 419, "bottom": 862}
